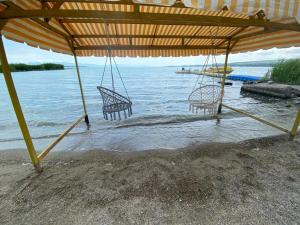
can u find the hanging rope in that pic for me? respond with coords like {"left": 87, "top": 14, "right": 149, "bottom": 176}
{"left": 192, "top": 54, "right": 210, "bottom": 91}
{"left": 209, "top": 26, "right": 220, "bottom": 86}
{"left": 104, "top": 23, "right": 115, "bottom": 92}
{"left": 112, "top": 57, "right": 130, "bottom": 100}
{"left": 102, "top": 22, "right": 129, "bottom": 98}
{"left": 188, "top": 24, "right": 222, "bottom": 116}
{"left": 97, "top": 20, "right": 133, "bottom": 121}
{"left": 100, "top": 56, "right": 108, "bottom": 86}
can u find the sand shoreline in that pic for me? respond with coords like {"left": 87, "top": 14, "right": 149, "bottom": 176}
{"left": 0, "top": 134, "right": 299, "bottom": 225}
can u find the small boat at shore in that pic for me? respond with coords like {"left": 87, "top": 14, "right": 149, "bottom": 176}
{"left": 175, "top": 68, "right": 193, "bottom": 74}
{"left": 175, "top": 66, "right": 233, "bottom": 77}
{"left": 205, "top": 66, "right": 233, "bottom": 74}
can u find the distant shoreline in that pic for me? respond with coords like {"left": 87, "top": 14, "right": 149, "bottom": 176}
{"left": 0, "top": 63, "right": 64, "bottom": 73}
{"left": 168, "top": 64, "right": 274, "bottom": 68}
{"left": 167, "top": 59, "right": 284, "bottom": 68}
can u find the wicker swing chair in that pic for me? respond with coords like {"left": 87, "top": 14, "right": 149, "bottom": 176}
{"left": 97, "top": 24, "right": 132, "bottom": 121}
{"left": 189, "top": 84, "right": 221, "bottom": 115}
{"left": 97, "top": 86, "right": 132, "bottom": 120}
{"left": 188, "top": 28, "right": 222, "bottom": 116}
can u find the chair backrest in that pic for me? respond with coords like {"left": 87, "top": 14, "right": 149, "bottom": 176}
{"left": 97, "top": 86, "right": 131, "bottom": 106}
{"left": 188, "top": 85, "right": 221, "bottom": 107}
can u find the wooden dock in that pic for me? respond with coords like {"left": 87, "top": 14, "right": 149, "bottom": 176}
{"left": 241, "top": 82, "right": 300, "bottom": 98}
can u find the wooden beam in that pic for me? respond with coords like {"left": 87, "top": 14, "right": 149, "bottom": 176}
{"left": 290, "top": 108, "right": 300, "bottom": 139}
{"left": 38, "top": 115, "right": 85, "bottom": 161}
{"left": 151, "top": 25, "right": 157, "bottom": 46}
{"left": 75, "top": 45, "right": 227, "bottom": 50}
{"left": 43, "top": 0, "right": 186, "bottom": 8}
{"left": 53, "top": 2, "right": 64, "bottom": 9}
{"left": 0, "top": 20, "right": 7, "bottom": 31}
{"left": 40, "top": 0, "right": 49, "bottom": 9}
{"left": 134, "top": 4, "right": 139, "bottom": 13}
{"left": 4, "top": 2, "right": 76, "bottom": 51}
{"left": 229, "top": 39, "right": 239, "bottom": 51}
{"left": 231, "top": 28, "right": 277, "bottom": 40}
{"left": 31, "top": 17, "right": 74, "bottom": 51}
{"left": 2, "top": 2, "right": 69, "bottom": 38}
{"left": 72, "top": 34, "right": 229, "bottom": 39}
{"left": 31, "top": 18, "right": 69, "bottom": 39}
{"left": 129, "top": 37, "right": 132, "bottom": 46}
{"left": 0, "top": 9, "right": 299, "bottom": 32}
{"left": 184, "top": 26, "right": 203, "bottom": 46}
{"left": 218, "top": 27, "right": 247, "bottom": 47}
{"left": 63, "top": 20, "right": 300, "bottom": 33}
{"left": 39, "top": 1, "right": 78, "bottom": 45}
{"left": 222, "top": 104, "right": 290, "bottom": 134}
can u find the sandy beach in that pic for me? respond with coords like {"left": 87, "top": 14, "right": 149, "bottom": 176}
{"left": 0, "top": 134, "right": 299, "bottom": 225}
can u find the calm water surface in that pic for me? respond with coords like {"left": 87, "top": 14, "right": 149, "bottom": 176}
{"left": 0, "top": 66, "right": 298, "bottom": 151}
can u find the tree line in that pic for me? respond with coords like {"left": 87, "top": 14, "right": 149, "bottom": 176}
{"left": 0, "top": 63, "right": 64, "bottom": 73}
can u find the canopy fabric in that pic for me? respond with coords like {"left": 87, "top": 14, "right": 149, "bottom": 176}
{"left": 136, "top": 0, "right": 300, "bottom": 20}
{"left": 0, "top": 0, "right": 299, "bottom": 57}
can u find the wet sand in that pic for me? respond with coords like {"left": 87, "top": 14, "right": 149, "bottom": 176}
{"left": 0, "top": 134, "right": 299, "bottom": 225}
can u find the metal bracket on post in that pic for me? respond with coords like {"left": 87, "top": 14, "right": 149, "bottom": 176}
{"left": 84, "top": 114, "right": 89, "bottom": 125}
{"left": 0, "top": 35, "right": 42, "bottom": 172}
{"left": 218, "top": 39, "right": 231, "bottom": 114}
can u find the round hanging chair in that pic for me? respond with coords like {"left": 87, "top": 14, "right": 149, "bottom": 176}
{"left": 97, "top": 23, "right": 133, "bottom": 121}
{"left": 188, "top": 27, "right": 223, "bottom": 116}
{"left": 188, "top": 85, "right": 221, "bottom": 115}
{"left": 97, "top": 86, "right": 132, "bottom": 120}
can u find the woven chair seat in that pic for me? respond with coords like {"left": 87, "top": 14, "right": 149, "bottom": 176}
{"left": 188, "top": 85, "right": 221, "bottom": 115}
{"left": 97, "top": 86, "right": 132, "bottom": 120}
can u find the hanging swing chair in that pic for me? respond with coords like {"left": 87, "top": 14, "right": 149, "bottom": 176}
{"left": 188, "top": 27, "right": 222, "bottom": 116}
{"left": 97, "top": 24, "right": 132, "bottom": 121}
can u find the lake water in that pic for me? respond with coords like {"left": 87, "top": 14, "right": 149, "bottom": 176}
{"left": 0, "top": 66, "right": 299, "bottom": 152}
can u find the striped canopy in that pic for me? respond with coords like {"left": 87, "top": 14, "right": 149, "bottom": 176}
{"left": 0, "top": 0, "right": 299, "bottom": 57}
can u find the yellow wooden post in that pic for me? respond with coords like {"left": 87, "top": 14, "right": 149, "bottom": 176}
{"left": 0, "top": 35, "right": 41, "bottom": 172}
{"left": 218, "top": 40, "right": 231, "bottom": 114}
{"left": 290, "top": 108, "right": 300, "bottom": 139}
{"left": 73, "top": 51, "right": 89, "bottom": 125}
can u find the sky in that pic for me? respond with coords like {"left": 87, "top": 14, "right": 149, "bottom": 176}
{"left": 3, "top": 37, "right": 300, "bottom": 66}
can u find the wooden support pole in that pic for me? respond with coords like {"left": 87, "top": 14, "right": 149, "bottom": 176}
{"left": 290, "top": 108, "right": 300, "bottom": 139}
{"left": 73, "top": 50, "right": 89, "bottom": 125}
{"left": 218, "top": 39, "right": 231, "bottom": 114}
{"left": 38, "top": 115, "right": 85, "bottom": 161}
{"left": 0, "top": 35, "right": 41, "bottom": 172}
{"left": 222, "top": 104, "right": 290, "bottom": 134}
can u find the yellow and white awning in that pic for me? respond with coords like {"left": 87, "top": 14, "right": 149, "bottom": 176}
{"left": 0, "top": 0, "right": 299, "bottom": 57}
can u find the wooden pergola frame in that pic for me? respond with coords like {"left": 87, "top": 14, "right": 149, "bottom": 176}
{"left": 1, "top": 9, "right": 300, "bottom": 31}
{"left": 0, "top": 0, "right": 300, "bottom": 172}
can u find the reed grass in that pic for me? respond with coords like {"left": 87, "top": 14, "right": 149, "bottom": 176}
{"left": 0, "top": 63, "right": 64, "bottom": 73}
{"left": 271, "top": 59, "right": 300, "bottom": 85}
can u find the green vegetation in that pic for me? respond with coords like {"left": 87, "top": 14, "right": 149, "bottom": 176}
{"left": 0, "top": 63, "right": 64, "bottom": 73}
{"left": 271, "top": 59, "right": 300, "bottom": 85}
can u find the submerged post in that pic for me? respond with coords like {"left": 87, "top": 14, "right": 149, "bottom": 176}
{"left": 0, "top": 35, "right": 41, "bottom": 172}
{"left": 290, "top": 108, "right": 300, "bottom": 139}
{"left": 218, "top": 40, "right": 231, "bottom": 114}
{"left": 73, "top": 51, "right": 89, "bottom": 126}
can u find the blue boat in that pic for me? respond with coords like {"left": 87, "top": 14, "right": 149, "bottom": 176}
{"left": 227, "top": 75, "right": 261, "bottom": 81}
